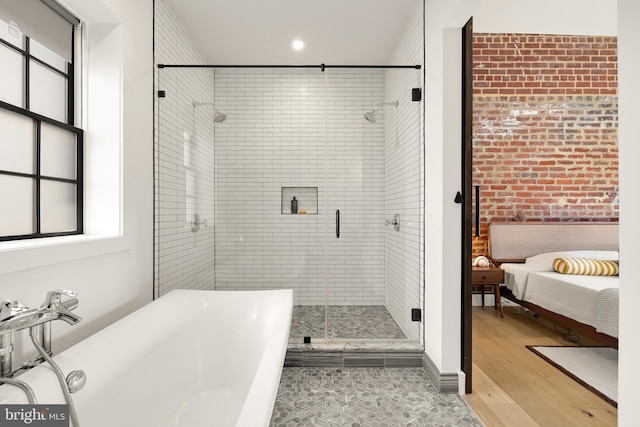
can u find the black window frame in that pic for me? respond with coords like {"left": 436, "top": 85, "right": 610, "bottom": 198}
{"left": 0, "top": 30, "right": 84, "bottom": 242}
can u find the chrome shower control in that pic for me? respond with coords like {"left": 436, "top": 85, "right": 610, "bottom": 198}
{"left": 385, "top": 214, "right": 400, "bottom": 232}
{"left": 191, "top": 214, "right": 208, "bottom": 232}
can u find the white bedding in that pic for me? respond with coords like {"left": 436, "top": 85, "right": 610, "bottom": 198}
{"left": 501, "top": 250, "right": 618, "bottom": 299}
{"left": 500, "top": 250, "right": 619, "bottom": 338}
{"left": 595, "top": 287, "right": 619, "bottom": 337}
{"left": 523, "top": 272, "right": 618, "bottom": 330}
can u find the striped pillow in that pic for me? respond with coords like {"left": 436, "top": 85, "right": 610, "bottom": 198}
{"left": 553, "top": 257, "right": 619, "bottom": 276}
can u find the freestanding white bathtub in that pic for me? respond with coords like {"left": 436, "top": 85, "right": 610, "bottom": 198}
{"left": 0, "top": 289, "right": 293, "bottom": 427}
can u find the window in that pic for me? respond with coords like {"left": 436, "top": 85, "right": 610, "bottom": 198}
{"left": 0, "top": 0, "right": 83, "bottom": 241}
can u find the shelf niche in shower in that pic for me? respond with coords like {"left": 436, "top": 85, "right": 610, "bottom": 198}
{"left": 281, "top": 187, "right": 318, "bottom": 215}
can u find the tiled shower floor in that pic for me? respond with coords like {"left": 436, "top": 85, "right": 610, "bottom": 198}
{"left": 270, "top": 368, "right": 483, "bottom": 426}
{"left": 290, "top": 305, "right": 406, "bottom": 340}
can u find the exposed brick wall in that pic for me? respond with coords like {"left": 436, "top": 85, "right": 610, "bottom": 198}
{"left": 474, "top": 34, "right": 618, "bottom": 96}
{"left": 473, "top": 34, "right": 618, "bottom": 258}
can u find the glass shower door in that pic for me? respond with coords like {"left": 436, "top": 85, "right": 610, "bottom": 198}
{"left": 211, "top": 68, "right": 328, "bottom": 341}
{"left": 324, "top": 68, "right": 423, "bottom": 342}
{"left": 155, "top": 65, "right": 424, "bottom": 344}
{"left": 154, "top": 67, "right": 217, "bottom": 298}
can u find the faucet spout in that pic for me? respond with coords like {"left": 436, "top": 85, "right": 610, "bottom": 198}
{"left": 56, "top": 307, "right": 82, "bottom": 325}
{"left": 41, "top": 290, "right": 83, "bottom": 325}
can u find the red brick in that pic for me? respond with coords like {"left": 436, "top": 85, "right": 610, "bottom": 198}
{"left": 473, "top": 31, "right": 618, "bottom": 250}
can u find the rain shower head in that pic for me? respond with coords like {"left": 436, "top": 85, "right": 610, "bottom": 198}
{"left": 363, "top": 100, "right": 399, "bottom": 123}
{"left": 193, "top": 101, "right": 227, "bottom": 123}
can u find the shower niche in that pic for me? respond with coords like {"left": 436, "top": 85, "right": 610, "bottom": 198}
{"left": 281, "top": 187, "right": 318, "bottom": 215}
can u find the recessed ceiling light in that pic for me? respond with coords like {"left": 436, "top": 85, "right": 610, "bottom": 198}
{"left": 292, "top": 39, "right": 304, "bottom": 51}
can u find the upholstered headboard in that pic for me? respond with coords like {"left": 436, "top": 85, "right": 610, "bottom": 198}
{"left": 488, "top": 221, "right": 619, "bottom": 263}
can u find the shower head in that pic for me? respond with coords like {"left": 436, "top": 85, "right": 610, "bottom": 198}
{"left": 364, "top": 111, "right": 377, "bottom": 123}
{"left": 193, "top": 101, "right": 227, "bottom": 123}
{"left": 214, "top": 111, "right": 227, "bottom": 123}
{"left": 363, "top": 101, "right": 399, "bottom": 123}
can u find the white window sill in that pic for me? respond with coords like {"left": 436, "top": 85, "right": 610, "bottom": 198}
{"left": 0, "top": 234, "right": 130, "bottom": 275}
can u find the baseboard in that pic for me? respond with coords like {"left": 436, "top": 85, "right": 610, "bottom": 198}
{"left": 422, "top": 352, "right": 459, "bottom": 393}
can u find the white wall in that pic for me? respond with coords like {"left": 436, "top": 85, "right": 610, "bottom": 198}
{"left": 0, "top": 0, "right": 152, "bottom": 362}
{"left": 423, "top": 0, "right": 480, "bottom": 378}
{"left": 474, "top": 0, "right": 617, "bottom": 35}
{"left": 154, "top": 0, "right": 216, "bottom": 297}
{"left": 616, "top": 1, "right": 640, "bottom": 424}
{"left": 384, "top": 0, "right": 424, "bottom": 341}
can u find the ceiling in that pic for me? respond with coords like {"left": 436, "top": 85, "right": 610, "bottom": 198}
{"left": 162, "top": 0, "right": 419, "bottom": 65}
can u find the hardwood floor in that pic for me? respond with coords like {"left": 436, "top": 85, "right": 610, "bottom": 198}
{"left": 465, "top": 305, "right": 617, "bottom": 427}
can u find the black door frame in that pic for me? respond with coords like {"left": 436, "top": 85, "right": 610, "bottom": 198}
{"left": 461, "top": 17, "right": 474, "bottom": 393}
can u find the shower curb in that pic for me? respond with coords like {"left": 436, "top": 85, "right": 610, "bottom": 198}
{"left": 284, "top": 347, "right": 423, "bottom": 368}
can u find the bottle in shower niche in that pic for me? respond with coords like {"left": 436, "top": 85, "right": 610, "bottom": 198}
{"left": 291, "top": 197, "right": 298, "bottom": 214}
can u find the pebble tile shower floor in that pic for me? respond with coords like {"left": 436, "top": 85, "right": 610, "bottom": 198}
{"left": 270, "top": 368, "right": 483, "bottom": 426}
{"left": 290, "top": 306, "right": 406, "bottom": 339}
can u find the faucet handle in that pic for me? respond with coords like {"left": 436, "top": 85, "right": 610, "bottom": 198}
{"left": 41, "top": 290, "right": 78, "bottom": 308}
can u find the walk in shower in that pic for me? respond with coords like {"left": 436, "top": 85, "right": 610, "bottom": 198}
{"left": 153, "top": 1, "right": 424, "bottom": 347}
{"left": 155, "top": 66, "right": 423, "bottom": 344}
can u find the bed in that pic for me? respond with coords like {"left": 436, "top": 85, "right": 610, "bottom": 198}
{"left": 488, "top": 221, "right": 619, "bottom": 348}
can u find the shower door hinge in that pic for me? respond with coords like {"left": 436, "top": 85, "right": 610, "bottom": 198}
{"left": 158, "top": 90, "right": 166, "bottom": 98}
{"left": 412, "top": 87, "right": 422, "bottom": 101}
{"left": 411, "top": 308, "right": 422, "bottom": 322}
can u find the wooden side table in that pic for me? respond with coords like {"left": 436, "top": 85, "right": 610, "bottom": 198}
{"left": 472, "top": 265, "right": 504, "bottom": 318}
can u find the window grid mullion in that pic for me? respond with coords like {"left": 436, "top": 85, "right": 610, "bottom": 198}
{"left": 30, "top": 54, "right": 71, "bottom": 79}
{"left": 76, "top": 131, "right": 83, "bottom": 233}
{"left": 67, "top": 31, "right": 74, "bottom": 126}
{"left": 35, "top": 120, "right": 41, "bottom": 235}
{"left": 25, "top": 37, "right": 30, "bottom": 111}
{"left": 0, "top": 169, "right": 77, "bottom": 185}
{"left": 0, "top": 38, "right": 23, "bottom": 53}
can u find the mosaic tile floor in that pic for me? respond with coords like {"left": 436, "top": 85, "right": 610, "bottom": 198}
{"left": 270, "top": 368, "right": 484, "bottom": 427}
{"left": 290, "top": 305, "right": 406, "bottom": 340}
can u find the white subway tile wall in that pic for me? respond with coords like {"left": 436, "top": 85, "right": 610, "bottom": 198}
{"left": 213, "top": 69, "right": 387, "bottom": 306}
{"left": 384, "top": 0, "right": 424, "bottom": 340}
{"left": 154, "top": 0, "right": 424, "bottom": 341}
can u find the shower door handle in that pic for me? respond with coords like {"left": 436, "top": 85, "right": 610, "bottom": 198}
{"left": 336, "top": 210, "right": 340, "bottom": 239}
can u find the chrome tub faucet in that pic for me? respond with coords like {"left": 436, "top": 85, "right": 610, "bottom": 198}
{"left": 0, "top": 290, "right": 82, "bottom": 377}
{"left": 0, "top": 290, "right": 84, "bottom": 426}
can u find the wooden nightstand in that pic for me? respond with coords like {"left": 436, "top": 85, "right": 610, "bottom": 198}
{"left": 472, "top": 265, "right": 504, "bottom": 318}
